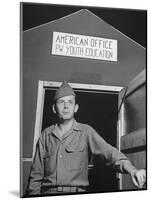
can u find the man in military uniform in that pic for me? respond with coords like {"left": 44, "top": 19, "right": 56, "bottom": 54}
{"left": 26, "top": 81, "right": 146, "bottom": 195}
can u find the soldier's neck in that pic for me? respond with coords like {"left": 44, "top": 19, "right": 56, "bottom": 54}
{"left": 57, "top": 118, "right": 74, "bottom": 137}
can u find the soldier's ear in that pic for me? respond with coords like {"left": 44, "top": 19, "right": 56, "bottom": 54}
{"left": 52, "top": 104, "right": 56, "bottom": 114}
{"left": 74, "top": 104, "right": 79, "bottom": 113}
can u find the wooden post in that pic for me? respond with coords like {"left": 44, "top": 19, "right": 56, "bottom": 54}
{"left": 32, "top": 81, "right": 45, "bottom": 160}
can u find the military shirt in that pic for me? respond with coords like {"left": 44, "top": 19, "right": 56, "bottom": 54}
{"left": 27, "top": 120, "right": 135, "bottom": 195}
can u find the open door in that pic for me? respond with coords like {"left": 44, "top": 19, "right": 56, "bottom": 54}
{"left": 119, "top": 69, "right": 146, "bottom": 190}
{"left": 32, "top": 81, "right": 125, "bottom": 192}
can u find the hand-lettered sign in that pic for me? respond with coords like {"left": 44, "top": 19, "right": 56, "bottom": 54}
{"left": 52, "top": 32, "right": 118, "bottom": 61}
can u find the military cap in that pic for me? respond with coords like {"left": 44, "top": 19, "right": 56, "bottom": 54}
{"left": 54, "top": 81, "right": 76, "bottom": 101}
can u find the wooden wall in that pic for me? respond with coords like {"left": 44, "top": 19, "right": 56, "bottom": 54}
{"left": 121, "top": 80, "right": 146, "bottom": 190}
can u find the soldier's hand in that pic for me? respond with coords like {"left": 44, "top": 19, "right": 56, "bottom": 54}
{"left": 130, "top": 169, "right": 146, "bottom": 188}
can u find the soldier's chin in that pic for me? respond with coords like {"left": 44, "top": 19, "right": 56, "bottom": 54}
{"left": 63, "top": 116, "right": 72, "bottom": 120}
{"left": 62, "top": 115, "right": 73, "bottom": 121}
{"left": 58, "top": 113, "right": 74, "bottom": 121}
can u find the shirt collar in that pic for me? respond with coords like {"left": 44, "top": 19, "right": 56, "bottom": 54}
{"left": 51, "top": 119, "right": 81, "bottom": 140}
{"left": 72, "top": 120, "right": 82, "bottom": 131}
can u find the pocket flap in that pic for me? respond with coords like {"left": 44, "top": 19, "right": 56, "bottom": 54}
{"left": 66, "top": 142, "right": 85, "bottom": 152}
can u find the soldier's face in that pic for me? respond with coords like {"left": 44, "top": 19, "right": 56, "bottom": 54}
{"left": 55, "top": 95, "right": 78, "bottom": 121}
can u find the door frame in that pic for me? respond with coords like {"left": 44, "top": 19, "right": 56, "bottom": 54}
{"left": 32, "top": 80, "right": 124, "bottom": 189}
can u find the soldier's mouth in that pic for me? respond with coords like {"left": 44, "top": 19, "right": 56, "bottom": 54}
{"left": 63, "top": 111, "right": 70, "bottom": 114}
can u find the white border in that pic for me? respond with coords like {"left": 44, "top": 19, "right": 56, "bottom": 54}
{"left": 0, "top": 1, "right": 149, "bottom": 200}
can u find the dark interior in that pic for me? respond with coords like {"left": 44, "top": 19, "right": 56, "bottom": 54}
{"left": 42, "top": 88, "right": 119, "bottom": 192}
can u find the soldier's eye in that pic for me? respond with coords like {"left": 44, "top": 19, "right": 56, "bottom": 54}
{"left": 57, "top": 100, "right": 64, "bottom": 104}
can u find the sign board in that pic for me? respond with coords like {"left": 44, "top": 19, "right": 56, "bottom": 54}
{"left": 52, "top": 32, "right": 118, "bottom": 61}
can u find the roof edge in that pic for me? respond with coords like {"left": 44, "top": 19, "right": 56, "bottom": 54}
{"left": 23, "top": 8, "right": 145, "bottom": 49}
{"left": 23, "top": 9, "right": 85, "bottom": 33}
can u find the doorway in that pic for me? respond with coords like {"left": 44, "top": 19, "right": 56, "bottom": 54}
{"left": 33, "top": 81, "right": 124, "bottom": 192}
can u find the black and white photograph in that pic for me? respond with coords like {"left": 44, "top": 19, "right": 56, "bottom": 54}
{"left": 20, "top": 2, "right": 147, "bottom": 198}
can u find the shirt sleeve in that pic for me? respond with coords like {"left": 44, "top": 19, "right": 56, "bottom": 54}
{"left": 26, "top": 136, "right": 44, "bottom": 195}
{"left": 86, "top": 125, "right": 136, "bottom": 174}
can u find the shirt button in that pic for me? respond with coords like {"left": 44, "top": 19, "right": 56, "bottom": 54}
{"left": 59, "top": 155, "right": 62, "bottom": 158}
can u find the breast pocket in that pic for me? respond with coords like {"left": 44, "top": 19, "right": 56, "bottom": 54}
{"left": 43, "top": 151, "right": 56, "bottom": 176}
{"left": 64, "top": 143, "right": 85, "bottom": 171}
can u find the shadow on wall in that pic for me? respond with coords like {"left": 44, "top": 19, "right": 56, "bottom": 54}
{"left": 9, "top": 190, "right": 19, "bottom": 197}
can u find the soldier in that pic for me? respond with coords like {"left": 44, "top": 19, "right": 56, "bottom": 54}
{"left": 26, "top": 81, "right": 146, "bottom": 195}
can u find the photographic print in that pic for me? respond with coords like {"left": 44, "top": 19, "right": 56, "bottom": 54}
{"left": 20, "top": 2, "right": 147, "bottom": 197}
